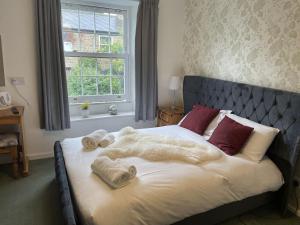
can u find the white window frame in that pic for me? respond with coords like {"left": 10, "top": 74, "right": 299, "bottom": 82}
{"left": 98, "top": 35, "right": 111, "bottom": 53}
{"left": 62, "top": 3, "right": 131, "bottom": 105}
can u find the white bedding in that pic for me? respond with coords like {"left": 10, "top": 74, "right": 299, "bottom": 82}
{"left": 99, "top": 127, "right": 222, "bottom": 164}
{"left": 61, "top": 125, "right": 284, "bottom": 225}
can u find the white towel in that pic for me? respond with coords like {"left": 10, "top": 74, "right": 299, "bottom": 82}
{"left": 82, "top": 129, "right": 108, "bottom": 149}
{"left": 99, "top": 134, "right": 115, "bottom": 148}
{"left": 91, "top": 156, "right": 137, "bottom": 189}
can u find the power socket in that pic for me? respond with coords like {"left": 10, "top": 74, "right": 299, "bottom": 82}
{"left": 10, "top": 77, "right": 25, "bottom": 86}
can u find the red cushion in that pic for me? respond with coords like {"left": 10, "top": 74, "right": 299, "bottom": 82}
{"left": 180, "top": 105, "right": 220, "bottom": 135}
{"left": 208, "top": 116, "right": 254, "bottom": 155}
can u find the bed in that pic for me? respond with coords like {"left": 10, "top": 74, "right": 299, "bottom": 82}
{"left": 54, "top": 76, "right": 300, "bottom": 225}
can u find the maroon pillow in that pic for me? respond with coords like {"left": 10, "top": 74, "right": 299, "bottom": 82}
{"left": 180, "top": 105, "right": 220, "bottom": 135}
{"left": 208, "top": 116, "right": 254, "bottom": 155}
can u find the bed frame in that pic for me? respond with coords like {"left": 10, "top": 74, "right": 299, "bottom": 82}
{"left": 54, "top": 76, "right": 300, "bottom": 225}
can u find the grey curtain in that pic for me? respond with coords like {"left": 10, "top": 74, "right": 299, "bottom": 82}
{"left": 36, "top": 0, "right": 70, "bottom": 131}
{"left": 135, "top": 0, "right": 159, "bottom": 121}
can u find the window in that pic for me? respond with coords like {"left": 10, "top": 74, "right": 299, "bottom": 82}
{"left": 61, "top": 4, "right": 129, "bottom": 104}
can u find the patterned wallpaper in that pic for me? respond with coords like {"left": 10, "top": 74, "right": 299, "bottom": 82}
{"left": 183, "top": 0, "right": 300, "bottom": 93}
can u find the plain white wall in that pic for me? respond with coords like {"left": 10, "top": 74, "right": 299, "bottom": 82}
{"left": 0, "top": 0, "right": 155, "bottom": 160}
{"left": 157, "top": 0, "right": 185, "bottom": 107}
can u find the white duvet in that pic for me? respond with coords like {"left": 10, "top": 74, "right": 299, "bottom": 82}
{"left": 61, "top": 125, "right": 284, "bottom": 225}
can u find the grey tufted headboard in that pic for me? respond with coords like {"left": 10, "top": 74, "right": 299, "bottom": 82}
{"left": 183, "top": 76, "right": 300, "bottom": 213}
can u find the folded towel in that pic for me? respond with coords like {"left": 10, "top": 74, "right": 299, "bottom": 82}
{"left": 82, "top": 129, "right": 108, "bottom": 149}
{"left": 99, "top": 134, "right": 115, "bottom": 148}
{"left": 91, "top": 156, "right": 137, "bottom": 189}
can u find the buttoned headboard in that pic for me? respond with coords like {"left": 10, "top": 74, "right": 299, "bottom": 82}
{"left": 183, "top": 75, "right": 300, "bottom": 212}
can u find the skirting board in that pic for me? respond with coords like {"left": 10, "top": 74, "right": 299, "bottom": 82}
{"left": 0, "top": 152, "right": 53, "bottom": 164}
{"left": 27, "top": 152, "right": 53, "bottom": 160}
{"left": 288, "top": 204, "right": 300, "bottom": 217}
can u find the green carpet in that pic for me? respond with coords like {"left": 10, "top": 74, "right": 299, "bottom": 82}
{"left": 0, "top": 158, "right": 299, "bottom": 225}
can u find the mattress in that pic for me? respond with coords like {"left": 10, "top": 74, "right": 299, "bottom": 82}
{"left": 61, "top": 125, "right": 284, "bottom": 225}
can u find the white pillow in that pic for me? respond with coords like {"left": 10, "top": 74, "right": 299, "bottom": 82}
{"left": 178, "top": 110, "right": 232, "bottom": 138}
{"left": 203, "top": 110, "right": 232, "bottom": 138}
{"left": 178, "top": 113, "right": 189, "bottom": 125}
{"left": 227, "top": 114, "right": 280, "bottom": 162}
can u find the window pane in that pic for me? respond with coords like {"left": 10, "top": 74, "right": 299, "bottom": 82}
{"left": 97, "top": 58, "right": 110, "bottom": 75}
{"left": 111, "top": 59, "right": 124, "bottom": 76}
{"left": 95, "top": 12, "right": 110, "bottom": 35}
{"left": 80, "top": 33, "right": 95, "bottom": 52}
{"left": 67, "top": 76, "right": 81, "bottom": 97}
{"left": 100, "top": 36, "right": 110, "bottom": 45}
{"left": 95, "top": 12, "right": 110, "bottom": 53}
{"left": 111, "top": 13, "right": 124, "bottom": 53}
{"left": 111, "top": 36, "right": 124, "bottom": 54}
{"left": 65, "top": 57, "right": 81, "bottom": 96}
{"left": 62, "top": 8, "right": 79, "bottom": 31}
{"left": 98, "top": 77, "right": 111, "bottom": 95}
{"left": 66, "top": 57, "right": 80, "bottom": 76}
{"left": 81, "top": 57, "right": 96, "bottom": 75}
{"left": 112, "top": 77, "right": 124, "bottom": 95}
{"left": 82, "top": 76, "right": 97, "bottom": 96}
{"left": 63, "top": 32, "right": 80, "bottom": 52}
{"left": 80, "top": 10, "right": 95, "bottom": 52}
{"left": 96, "top": 36, "right": 110, "bottom": 53}
{"left": 111, "top": 13, "right": 124, "bottom": 36}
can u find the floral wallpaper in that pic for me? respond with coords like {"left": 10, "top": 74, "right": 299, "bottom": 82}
{"left": 183, "top": 0, "right": 300, "bottom": 93}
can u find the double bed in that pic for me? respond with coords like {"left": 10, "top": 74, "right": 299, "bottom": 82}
{"left": 55, "top": 76, "right": 300, "bottom": 225}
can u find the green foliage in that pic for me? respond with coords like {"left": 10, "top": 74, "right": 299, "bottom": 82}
{"left": 112, "top": 59, "right": 124, "bottom": 76}
{"left": 111, "top": 39, "right": 123, "bottom": 54}
{"left": 67, "top": 40, "right": 125, "bottom": 98}
{"left": 98, "top": 76, "right": 110, "bottom": 95}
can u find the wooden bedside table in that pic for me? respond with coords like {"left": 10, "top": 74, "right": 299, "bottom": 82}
{"left": 0, "top": 106, "right": 29, "bottom": 176}
{"left": 157, "top": 107, "right": 184, "bottom": 127}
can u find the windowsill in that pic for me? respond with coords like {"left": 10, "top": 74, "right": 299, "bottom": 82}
{"left": 69, "top": 100, "right": 132, "bottom": 106}
{"left": 71, "top": 111, "right": 134, "bottom": 122}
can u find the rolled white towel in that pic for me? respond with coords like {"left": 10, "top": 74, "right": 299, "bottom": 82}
{"left": 91, "top": 156, "right": 137, "bottom": 189}
{"left": 114, "top": 158, "right": 137, "bottom": 179}
{"left": 99, "top": 134, "right": 115, "bottom": 148}
{"left": 82, "top": 129, "right": 108, "bottom": 149}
